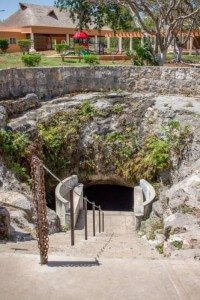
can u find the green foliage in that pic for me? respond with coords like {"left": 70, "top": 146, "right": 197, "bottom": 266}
{"left": 140, "top": 218, "right": 163, "bottom": 240}
{"left": 21, "top": 53, "right": 42, "bottom": 67}
{"left": 124, "top": 135, "right": 171, "bottom": 182}
{"left": 0, "top": 39, "right": 9, "bottom": 53}
{"left": 126, "top": 50, "right": 137, "bottom": 63}
{"left": 124, "top": 121, "right": 191, "bottom": 182}
{"left": 83, "top": 54, "right": 99, "bottom": 66}
{"left": 55, "top": 0, "right": 93, "bottom": 31}
{"left": 179, "top": 205, "right": 195, "bottom": 214}
{"left": 55, "top": 0, "right": 136, "bottom": 32}
{"left": 0, "top": 130, "right": 29, "bottom": 157}
{"left": 38, "top": 101, "right": 96, "bottom": 172}
{"left": 112, "top": 103, "right": 124, "bottom": 114}
{"left": 10, "top": 163, "right": 28, "bottom": 182}
{"left": 79, "top": 100, "right": 97, "bottom": 117}
{"left": 90, "top": 128, "right": 138, "bottom": 175}
{"left": 37, "top": 110, "right": 191, "bottom": 186}
{"left": 133, "top": 40, "right": 158, "bottom": 66}
{"left": 171, "top": 240, "right": 183, "bottom": 250}
{"left": 156, "top": 243, "right": 164, "bottom": 254}
{"left": 147, "top": 219, "right": 163, "bottom": 240}
{"left": 74, "top": 44, "right": 85, "bottom": 55}
{"left": 54, "top": 43, "right": 70, "bottom": 53}
{"left": 0, "top": 130, "right": 30, "bottom": 181}
{"left": 18, "top": 39, "right": 31, "bottom": 54}
{"left": 162, "top": 120, "right": 192, "bottom": 160}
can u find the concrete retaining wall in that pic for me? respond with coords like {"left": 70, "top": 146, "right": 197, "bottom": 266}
{"left": 55, "top": 175, "right": 83, "bottom": 228}
{"left": 0, "top": 66, "right": 199, "bottom": 100}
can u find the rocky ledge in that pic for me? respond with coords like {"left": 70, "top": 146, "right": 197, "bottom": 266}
{"left": 0, "top": 91, "right": 200, "bottom": 258}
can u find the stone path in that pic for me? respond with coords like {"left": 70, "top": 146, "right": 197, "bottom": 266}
{"left": 1, "top": 252, "right": 200, "bottom": 300}
{"left": 1, "top": 211, "right": 200, "bottom": 299}
{"left": 0, "top": 211, "right": 158, "bottom": 259}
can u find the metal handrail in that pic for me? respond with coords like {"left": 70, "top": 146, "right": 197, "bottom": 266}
{"left": 83, "top": 197, "right": 105, "bottom": 240}
{"left": 86, "top": 197, "right": 99, "bottom": 209}
{"left": 42, "top": 162, "right": 105, "bottom": 246}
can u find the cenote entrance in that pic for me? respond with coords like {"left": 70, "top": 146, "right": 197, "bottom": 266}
{"left": 84, "top": 184, "right": 133, "bottom": 211}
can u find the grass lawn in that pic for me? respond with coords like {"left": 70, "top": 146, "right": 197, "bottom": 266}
{"left": 0, "top": 52, "right": 133, "bottom": 69}
{"left": 166, "top": 53, "right": 200, "bottom": 64}
{"left": 0, "top": 52, "right": 199, "bottom": 69}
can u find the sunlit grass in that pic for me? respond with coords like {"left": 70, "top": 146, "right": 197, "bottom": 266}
{"left": 0, "top": 51, "right": 199, "bottom": 69}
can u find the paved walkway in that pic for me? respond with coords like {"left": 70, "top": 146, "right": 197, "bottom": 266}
{"left": 1, "top": 211, "right": 200, "bottom": 299}
{"left": 0, "top": 212, "right": 158, "bottom": 259}
{"left": 0, "top": 252, "right": 200, "bottom": 300}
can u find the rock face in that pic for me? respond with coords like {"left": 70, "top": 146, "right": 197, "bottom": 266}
{"left": 0, "top": 67, "right": 200, "bottom": 100}
{"left": 0, "top": 93, "right": 41, "bottom": 118}
{"left": 0, "top": 158, "right": 60, "bottom": 239}
{"left": 47, "top": 208, "right": 61, "bottom": 234}
{"left": 0, "top": 206, "right": 11, "bottom": 239}
{"left": 0, "top": 106, "right": 7, "bottom": 129}
{"left": 0, "top": 89, "right": 200, "bottom": 258}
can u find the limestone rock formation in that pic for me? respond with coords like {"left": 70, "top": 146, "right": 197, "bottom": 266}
{"left": 0, "top": 106, "right": 7, "bottom": 129}
{"left": 0, "top": 90, "right": 199, "bottom": 258}
{"left": 0, "top": 158, "right": 60, "bottom": 238}
{"left": 0, "top": 206, "right": 11, "bottom": 239}
{"left": 0, "top": 93, "right": 41, "bottom": 118}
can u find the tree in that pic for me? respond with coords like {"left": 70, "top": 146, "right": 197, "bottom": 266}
{"left": 55, "top": 0, "right": 92, "bottom": 31}
{"left": 55, "top": 0, "right": 136, "bottom": 32}
{"left": 18, "top": 39, "right": 32, "bottom": 54}
{"left": 89, "top": 0, "right": 200, "bottom": 65}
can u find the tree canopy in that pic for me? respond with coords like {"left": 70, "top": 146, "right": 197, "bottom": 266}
{"left": 88, "top": 0, "right": 200, "bottom": 63}
{"left": 55, "top": 0, "right": 137, "bottom": 32}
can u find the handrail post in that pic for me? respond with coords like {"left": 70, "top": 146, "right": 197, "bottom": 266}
{"left": 84, "top": 197, "right": 88, "bottom": 240}
{"left": 70, "top": 188, "right": 75, "bottom": 246}
{"left": 99, "top": 205, "right": 101, "bottom": 233}
{"left": 102, "top": 212, "right": 104, "bottom": 232}
{"left": 92, "top": 202, "right": 95, "bottom": 236}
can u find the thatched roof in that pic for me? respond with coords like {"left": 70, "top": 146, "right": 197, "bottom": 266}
{"left": 2, "top": 2, "right": 109, "bottom": 30}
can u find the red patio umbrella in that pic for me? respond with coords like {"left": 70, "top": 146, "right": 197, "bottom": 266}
{"left": 73, "top": 31, "right": 89, "bottom": 39}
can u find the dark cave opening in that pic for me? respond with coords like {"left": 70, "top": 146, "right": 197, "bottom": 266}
{"left": 84, "top": 184, "right": 133, "bottom": 211}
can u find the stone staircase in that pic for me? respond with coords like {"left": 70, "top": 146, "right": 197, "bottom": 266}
{"left": 0, "top": 210, "right": 158, "bottom": 260}
{"left": 47, "top": 210, "right": 158, "bottom": 260}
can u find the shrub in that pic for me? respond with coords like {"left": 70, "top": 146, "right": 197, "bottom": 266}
{"left": 123, "top": 120, "right": 191, "bottom": 182}
{"left": 21, "top": 53, "right": 42, "bottom": 67}
{"left": 54, "top": 43, "right": 70, "bottom": 53}
{"left": 74, "top": 44, "right": 85, "bottom": 55}
{"left": 126, "top": 50, "right": 137, "bottom": 63}
{"left": 0, "top": 39, "right": 9, "bottom": 53}
{"left": 171, "top": 240, "right": 183, "bottom": 250}
{"left": 18, "top": 39, "right": 31, "bottom": 54}
{"left": 79, "top": 100, "right": 97, "bottom": 117}
{"left": 112, "top": 103, "right": 124, "bottom": 114}
{"left": 0, "top": 130, "right": 30, "bottom": 181}
{"left": 83, "top": 54, "right": 99, "bottom": 66}
{"left": 133, "top": 40, "right": 158, "bottom": 66}
{"left": 156, "top": 243, "right": 164, "bottom": 254}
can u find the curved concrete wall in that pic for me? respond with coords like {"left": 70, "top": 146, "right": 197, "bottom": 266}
{"left": 55, "top": 175, "right": 83, "bottom": 228}
{"left": 0, "top": 66, "right": 199, "bottom": 100}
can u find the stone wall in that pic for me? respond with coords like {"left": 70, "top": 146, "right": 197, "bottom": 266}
{"left": 0, "top": 66, "right": 199, "bottom": 100}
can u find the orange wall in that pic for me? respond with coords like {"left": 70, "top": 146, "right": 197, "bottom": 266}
{"left": 31, "top": 26, "right": 112, "bottom": 36}
{"left": 0, "top": 32, "right": 26, "bottom": 52}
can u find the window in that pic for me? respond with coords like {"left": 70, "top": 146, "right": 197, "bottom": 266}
{"left": 10, "top": 38, "right": 16, "bottom": 45}
{"left": 48, "top": 10, "right": 58, "bottom": 20}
